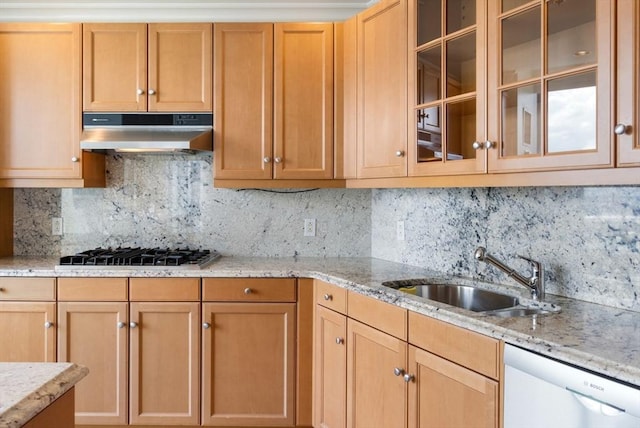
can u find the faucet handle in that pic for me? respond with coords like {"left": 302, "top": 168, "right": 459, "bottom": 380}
{"left": 516, "top": 254, "right": 541, "bottom": 271}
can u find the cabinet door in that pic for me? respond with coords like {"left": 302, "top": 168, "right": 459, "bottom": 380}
{"left": 486, "top": 0, "right": 614, "bottom": 172}
{"left": 617, "top": 0, "right": 640, "bottom": 166}
{"left": 408, "top": 345, "right": 498, "bottom": 428}
{"left": 357, "top": 0, "right": 408, "bottom": 178}
{"left": 202, "top": 302, "right": 295, "bottom": 426}
{"left": 83, "top": 23, "right": 147, "bottom": 112}
{"left": 148, "top": 23, "right": 212, "bottom": 112}
{"left": 346, "top": 319, "right": 407, "bottom": 428}
{"left": 274, "top": 23, "right": 334, "bottom": 180}
{"left": 129, "top": 302, "right": 200, "bottom": 425}
{"left": 0, "top": 302, "right": 56, "bottom": 362}
{"left": 213, "top": 23, "right": 274, "bottom": 180}
{"left": 314, "top": 305, "right": 347, "bottom": 428}
{"left": 57, "top": 302, "right": 128, "bottom": 425}
{"left": 0, "top": 24, "right": 82, "bottom": 180}
{"left": 408, "top": 0, "right": 488, "bottom": 176}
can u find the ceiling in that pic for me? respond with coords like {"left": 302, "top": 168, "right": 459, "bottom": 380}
{"left": 0, "top": 0, "right": 377, "bottom": 22}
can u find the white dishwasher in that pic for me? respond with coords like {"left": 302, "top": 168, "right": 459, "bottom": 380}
{"left": 504, "top": 344, "right": 640, "bottom": 428}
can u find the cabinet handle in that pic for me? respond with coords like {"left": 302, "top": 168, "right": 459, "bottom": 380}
{"left": 44, "top": 321, "right": 54, "bottom": 329}
{"left": 393, "top": 367, "right": 405, "bottom": 376}
{"left": 484, "top": 141, "right": 494, "bottom": 149}
{"left": 614, "top": 124, "right": 629, "bottom": 135}
{"left": 244, "top": 287, "right": 252, "bottom": 295}
{"left": 403, "top": 373, "right": 415, "bottom": 383}
{"left": 395, "top": 150, "right": 405, "bottom": 158}
{"left": 148, "top": 89, "right": 156, "bottom": 95}
{"left": 137, "top": 88, "right": 145, "bottom": 95}
{"left": 472, "top": 141, "right": 483, "bottom": 150}
{"left": 274, "top": 157, "right": 282, "bottom": 164}
{"left": 323, "top": 294, "right": 332, "bottom": 301}
{"left": 117, "top": 322, "right": 126, "bottom": 329}
{"left": 71, "top": 156, "right": 79, "bottom": 163}
{"left": 203, "top": 322, "right": 211, "bottom": 329}
{"left": 129, "top": 322, "right": 138, "bottom": 328}
{"left": 335, "top": 337, "right": 344, "bottom": 345}
{"left": 263, "top": 156, "right": 271, "bottom": 163}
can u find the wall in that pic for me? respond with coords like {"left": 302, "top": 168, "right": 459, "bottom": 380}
{"left": 371, "top": 187, "right": 640, "bottom": 312}
{"left": 12, "top": 155, "right": 640, "bottom": 312}
{"left": 13, "top": 154, "right": 371, "bottom": 258}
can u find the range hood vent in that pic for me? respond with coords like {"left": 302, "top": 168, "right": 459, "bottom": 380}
{"left": 80, "top": 113, "right": 213, "bottom": 153}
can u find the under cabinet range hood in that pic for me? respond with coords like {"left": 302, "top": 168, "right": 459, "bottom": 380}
{"left": 80, "top": 113, "right": 213, "bottom": 153}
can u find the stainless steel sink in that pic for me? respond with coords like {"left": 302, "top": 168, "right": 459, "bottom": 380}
{"left": 484, "top": 307, "right": 553, "bottom": 317}
{"left": 383, "top": 282, "right": 519, "bottom": 312}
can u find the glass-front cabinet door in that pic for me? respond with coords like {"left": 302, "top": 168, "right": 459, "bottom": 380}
{"left": 617, "top": 0, "right": 640, "bottom": 166}
{"left": 487, "top": 0, "right": 614, "bottom": 173}
{"left": 408, "top": 0, "right": 487, "bottom": 176}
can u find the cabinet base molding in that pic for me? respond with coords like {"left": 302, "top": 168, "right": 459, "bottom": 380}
{"left": 214, "top": 179, "right": 347, "bottom": 189}
{"left": 347, "top": 167, "right": 640, "bottom": 188}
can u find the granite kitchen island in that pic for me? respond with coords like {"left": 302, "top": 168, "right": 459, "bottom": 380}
{"left": 0, "top": 362, "right": 88, "bottom": 427}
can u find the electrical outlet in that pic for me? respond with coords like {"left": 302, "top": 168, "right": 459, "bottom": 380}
{"left": 52, "top": 217, "right": 63, "bottom": 236}
{"left": 396, "top": 220, "right": 405, "bottom": 241}
{"left": 304, "top": 218, "right": 316, "bottom": 237}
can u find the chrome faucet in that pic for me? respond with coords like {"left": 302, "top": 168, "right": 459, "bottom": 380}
{"left": 474, "top": 247, "right": 545, "bottom": 301}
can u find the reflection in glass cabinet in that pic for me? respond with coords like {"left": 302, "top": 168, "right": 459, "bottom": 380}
{"left": 498, "top": 0, "right": 597, "bottom": 158}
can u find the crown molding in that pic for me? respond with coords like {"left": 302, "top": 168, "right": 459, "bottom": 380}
{"left": 0, "top": 1, "right": 372, "bottom": 22}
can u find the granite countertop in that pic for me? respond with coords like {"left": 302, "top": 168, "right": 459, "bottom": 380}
{"left": 1, "top": 255, "right": 639, "bottom": 387}
{"left": 0, "top": 362, "right": 88, "bottom": 428}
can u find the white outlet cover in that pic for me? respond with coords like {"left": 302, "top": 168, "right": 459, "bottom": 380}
{"left": 304, "top": 219, "right": 316, "bottom": 237}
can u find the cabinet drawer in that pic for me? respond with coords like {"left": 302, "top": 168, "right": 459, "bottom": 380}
{"left": 314, "top": 280, "right": 347, "bottom": 313}
{"left": 0, "top": 277, "right": 55, "bottom": 301}
{"left": 129, "top": 278, "right": 200, "bottom": 301}
{"left": 202, "top": 278, "right": 296, "bottom": 302}
{"left": 408, "top": 311, "right": 500, "bottom": 380}
{"left": 57, "top": 277, "right": 128, "bottom": 301}
{"left": 347, "top": 291, "right": 407, "bottom": 340}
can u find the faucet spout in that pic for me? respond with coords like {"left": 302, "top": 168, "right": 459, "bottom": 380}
{"left": 474, "top": 247, "right": 545, "bottom": 300}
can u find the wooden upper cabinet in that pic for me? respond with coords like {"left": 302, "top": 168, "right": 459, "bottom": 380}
{"left": 617, "top": 0, "right": 640, "bottom": 166}
{"left": 407, "top": 0, "right": 488, "bottom": 176}
{"left": 83, "top": 23, "right": 147, "bottom": 111}
{"left": 83, "top": 23, "right": 212, "bottom": 112}
{"left": 357, "top": 0, "right": 408, "bottom": 179}
{"left": 214, "top": 23, "right": 274, "bottom": 180}
{"left": 274, "top": 23, "right": 334, "bottom": 180}
{"left": 0, "top": 24, "right": 83, "bottom": 180}
{"left": 214, "top": 22, "right": 334, "bottom": 182}
{"left": 486, "top": 0, "right": 614, "bottom": 173}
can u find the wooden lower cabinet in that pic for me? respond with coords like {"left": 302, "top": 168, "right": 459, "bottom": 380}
{"left": 0, "top": 301, "right": 56, "bottom": 362}
{"left": 346, "top": 318, "right": 407, "bottom": 428}
{"left": 201, "top": 302, "right": 296, "bottom": 426}
{"left": 24, "top": 387, "right": 76, "bottom": 428}
{"left": 129, "top": 302, "right": 201, "bottom": 426}
{"left": 313, "top": 305, "right": 347, "bottom": 428}
{"left": 408, "top": 345, "right": 498, "bottom": 428}
{"left": 57, "top": 302, "right": 128, "bottom": 425}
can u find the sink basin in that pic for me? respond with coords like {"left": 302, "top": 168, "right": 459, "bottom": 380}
{"left": 484, "top": 307, "right": 554, "bottom": 317}
{"left": 383, "top": 282, "right": 519, "bottom": 312}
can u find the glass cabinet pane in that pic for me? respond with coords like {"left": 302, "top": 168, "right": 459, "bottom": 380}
{"left": 446, "top": 98, "right": 476, "bottom": 160}
{"left": 417, "top": 0, "right": 441, "bottom": 46}
{"left": 447, "top": 0, "right": 476, "bottom": 34}
{"left": 547, "top": 71, "right": 596, "bottom": 153}
{"left": 446, "top": 33, "right": 476, "bottom": 96}
{"left": 417, "top": 46, "right": 442, "bottom": 104}
{"left": 501, "top": 83, "right": 541, "bottom": 156}
{"left": 417, "top": 106, "right": 442, "bottom": 162}
{"left": 502, "top": 6, "right": 541, "bottom": 84}
{"left": 547, "top": 0, "right": 596, "bottom": 74}
{"left": 502, "top": 0, "right": 530, "bottom": 13}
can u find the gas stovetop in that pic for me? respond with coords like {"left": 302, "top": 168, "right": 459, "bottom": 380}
{"left": 56, "top": 247, "right": 220, "bottom": 270}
